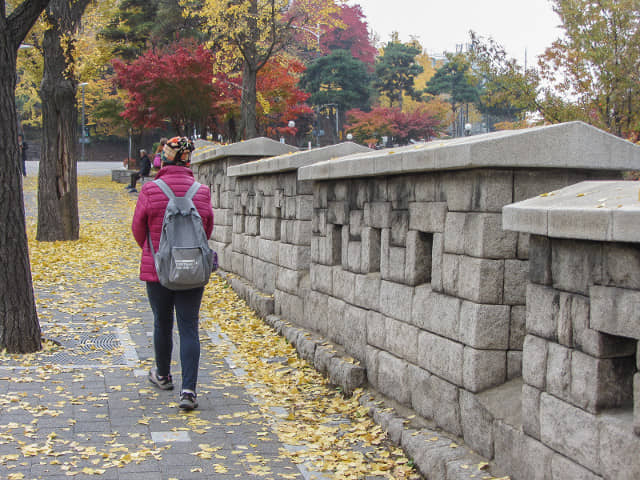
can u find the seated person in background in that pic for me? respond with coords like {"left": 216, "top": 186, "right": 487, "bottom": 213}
{"left": 126, "top": 149, "right": 151, "bottom": 193}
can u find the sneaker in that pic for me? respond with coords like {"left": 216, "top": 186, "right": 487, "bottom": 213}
{"left": 148, "top": 368, "right": 173, "bottom": 390}
{"left": 179, "top": 391, "right": 198, "bottom": 410}
{"left": 124, "top": 185, "right": 133, "bottom": 190}
{"left": 128, "top": 188, "right": 138, "bottom": 193}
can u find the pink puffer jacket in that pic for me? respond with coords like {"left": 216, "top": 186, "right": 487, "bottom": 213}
{"left": 131, "top": 165, "right": 214, "bottom": 283}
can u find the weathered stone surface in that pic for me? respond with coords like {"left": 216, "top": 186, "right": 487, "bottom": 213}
{"left": 431, "top": 233, "right": 444, "bottom": 292}
{"left": 276, "top": 267, "right": 306, "bottom": 295}
{"left": 526, "top": 283, "right": 559, "bottom": 341}
{"left": 257, "top": 238, "right": 279, "bottom": 265}
{"left": 386, "top": 245, "right": 406, "bottom": 283}
{"left": 510, "top": 305, "right": 526, "bottom": 349}
{"left": 412, "top": 288, "right": 460, "bottom": 340}
{"left": 540, "top": 392, "right": 600, "bottom": 473}
{"left": 304, "top": 290, "right": 328, "bottom": 334}
{"left": 364, "top": 345, "right": 379, "bottom": 389}
{"left": 346, "top": 239, "right": 362, "bottom": 273}
{"left": 213, "top": 224, "right": 233, "bottom": 243}
{"left": 464, "top": 213, "right": 518, "bottom": 259}
{"left": 405, "top": 230, "right": 432, "bottom": 286}
{"left": 377, "top": 351, "right": 410, "bottom": 405}
{"left": 504, "top": 259, "right": 528, "bottom": 305}
{"left": 309, "top": 263, "right": 332, "bottom": 295}
{"left": 353, "top": 272, "right": 381, "bottom": 311}
{"left": 418, "top": 331, "right": 464, "bottom": 386}
{"left": 280, "top": 219, "right": 312, "bottom": 245}
{"left": 386, "top": 317, "right": 419, "bottom": 364}
{"left": 493, "top": 421, "right": 522, "bottom": 480}
{"left": 361, "top": 226, "right": 381, "bottom": 273}
{"left": 296, "top": 196, "right": 313, "bottom": 220}
{"left": 602, "top": 243, "right": 640, "bottom": 290}
{"left": 252, "top": 259, "right": 276, "bottom": 294}
{"left": 327, "top": 296, "right": 346, "bottom": 345}
{"left": 442, "top": 253, "right": 460, "bottom": 297}
{"left": 522, "top": 383, "right": 541, "bottom": 439}
{"left": 339, "top": 304, "right": 368, "bottom": 361}
{"left": 332, "top": 267, "right": 355, "bottom": 304}
{"left": 546, "top": 342, "right": 572, "bottom": 402}
{"left": 457, "top": 256, "right": 504, "bottom": 304}
{"left": 328, "top": 200, "right": 349, "bottom": 225}
{"left": 408, "top": 202, "right": 448, "bottom": 233}
{"left": 590, "top": 285, "right": 640, "bottom": 340}
{"left": 388, "top": 175, "right": 415, "bottom": 210}
{"left": 407, "top": 364, "right": 433, "bottom": 419}
{"left": 570, "top": 351, "right": 635, "bottom": 413}
{"left": 259, "top": 217, "right": 280, "bottom": 240}
{"left": 442, "top": 169, "right": 513, "bottom": 213}
{"left": 275, "top": 289, "right": 304, "bottom": 325}
{"left": 463, "top": 347, "right": 507, "bottom": 392}
{"left": 552, "top": 239, "right": 603, "bottom": 296}
{"left": 328, "top": 356, "right": 366, "bottom": 395}
{"left": 528, "top": 235, "right": 552, "bottom": 285}
{"left": 390, "top": 210, "right": 409, "bottom": 246}
{"left": 523, "top": 335, "right": 548, "bottom": 390}
{"left": 459, "top": 389, "right": 494, "bottom": 458}
{"left": 551, "top": 453, "right": 602, "bottom": 480}
{"left": 348, "top": 209, "right": 364, "bottom": 238}
{"left": 379, "top": 280, "right": 413, "bottom": 323}
{"left": 634, "top": 373, "right": 640, "bottom": 436}
{"left": 365, "top": 201, "right": 392, "bottom": 228}
{"left": 363, "top": 313, "right": 384, "bottom": 357}
{"left": 278, "top": 243, "right": 310, "bottom": 271}
{"left": 516, "top": 233, "right": 529, "bottom": 260}
{"left": 519, "top": 435, "right": 555, "bottom": 480}
{"left": 414, "top": 175, "right": 437, "bottom": 202}
{"left": 571, "top": 290, "right": 636, "bottom": 359}
{"left": 599, "top": 411, "right": 640, "bottom": 480}
{"left": 459, "top": 301, "right": 510, "bottom": 349}
{"left": 507, "top": 351, "right": 522, "bottom": 379}
{"left": 444, "top": 212, "right": 466, "bottom": 254}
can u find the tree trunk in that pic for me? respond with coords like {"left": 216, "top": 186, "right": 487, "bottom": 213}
{"left": 240, "top": 62, "right": 258, "bottom": 140}
{"left": 0, "top": 0, "right": 52, "bottom": 353}
{"left": 36, "top": 0, "right": 90, "bottom": 241}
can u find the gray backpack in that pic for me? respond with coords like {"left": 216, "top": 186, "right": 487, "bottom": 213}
{"left": 148, "top": 179, "right": 214, "bottom": 290}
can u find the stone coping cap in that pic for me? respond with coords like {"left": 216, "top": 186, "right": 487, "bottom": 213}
{"left": 503, "top": 180, "right": 640, "bottom": 242}
{"left": 297, "top": 121, "right": 640, "bottom": 181}
{"left": 191, "top": 137, "right": 299, "bottom": 165}
{"left": 226, "top": 142, "right": 372, "bottom": 177}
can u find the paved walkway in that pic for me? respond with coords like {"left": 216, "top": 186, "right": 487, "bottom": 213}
{"left": 1, "top": 165, "right": 422, "bottom": 480}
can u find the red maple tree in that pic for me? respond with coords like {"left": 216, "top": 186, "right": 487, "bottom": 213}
{"left": 346, "top": 105, "right": 446, "bottom": 147}
{"left": 322, "top": 4, "right": 376, "bottom": 68}
{"left": 113, "top": 42, "right": 225, "bottom": 134}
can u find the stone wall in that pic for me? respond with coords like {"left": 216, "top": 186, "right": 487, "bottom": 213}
{"left": 193, "top": 122, "right": 640, "bottom": 479}
{"left": 503, "top": 181, "right": 640, "bottom": 480}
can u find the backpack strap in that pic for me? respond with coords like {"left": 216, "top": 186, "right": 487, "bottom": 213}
{"left": 184, "top": 181, "right": 202, "bottom": 201}
{"left": 152, "top": 179, "right": 177, "bottom": 201}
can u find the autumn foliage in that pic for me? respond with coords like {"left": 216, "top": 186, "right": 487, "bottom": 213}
{"left": 113, "top": 43, "right": 220, "bottom": 133}
{"left": 346, "top": 104, "right": 446, "bottom": 147}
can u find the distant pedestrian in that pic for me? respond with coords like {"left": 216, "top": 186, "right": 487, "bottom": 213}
{"left": 131, "top": 136, "right": 213, "bottom": 410}
{"left": 126, "top": 149, "right": 151, "bottom": 193}
{"left": 152, "top": 137, "right": 167, "bottom": 169}
{"left": 18, "top": 134, "right": 27, "bottom": 177}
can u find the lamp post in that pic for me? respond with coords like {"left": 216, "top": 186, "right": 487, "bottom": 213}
{"left": 79, "top": 82, "right": 88, "bottom": 161}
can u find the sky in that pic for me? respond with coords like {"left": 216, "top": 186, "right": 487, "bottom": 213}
{"left": 354, "top": 0, "right": 563, "bottom": 67}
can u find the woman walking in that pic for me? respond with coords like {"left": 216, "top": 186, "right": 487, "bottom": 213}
{"left": 131, "top": 137, "right": 213, "bottom": 410}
